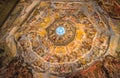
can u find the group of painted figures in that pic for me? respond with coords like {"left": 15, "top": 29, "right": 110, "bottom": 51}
{"left": 12, "top": 1, "right": 112, "bottom": 76}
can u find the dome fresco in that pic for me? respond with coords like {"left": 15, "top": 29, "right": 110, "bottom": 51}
{"left": 10, "top": 1, "right": 111, "bottom": 76}
{"left": 0, "top": 0, "right": 120, "bottom": 78}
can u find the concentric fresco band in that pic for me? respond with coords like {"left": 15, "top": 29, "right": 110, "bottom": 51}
{"left": 2, "top": 0, "right": 118, "bottom": 77}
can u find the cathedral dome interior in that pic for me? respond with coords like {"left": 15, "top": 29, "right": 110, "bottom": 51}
{"left": 0, "top": 0, "right": 120, "bottom": 78}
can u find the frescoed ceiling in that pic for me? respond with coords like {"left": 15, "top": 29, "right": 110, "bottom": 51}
{"left": 96, "top": 0, "right": 120, "bottom": 20}
{"left": 0, "top": 0, "right": 120, "bottom": 78}
{"left": 0, "top": 0, "right": 19, "bottom": 27}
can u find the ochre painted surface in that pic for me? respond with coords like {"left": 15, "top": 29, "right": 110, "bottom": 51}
{"left": 0, "top": 0, "right": 120, "bottom": 78}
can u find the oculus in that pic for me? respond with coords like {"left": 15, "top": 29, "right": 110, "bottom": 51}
{"left": 46, "top": 20, "right": 76, "bottom": 46}
{"left": 56, "top": 26, "right": 65, "bottom": 36}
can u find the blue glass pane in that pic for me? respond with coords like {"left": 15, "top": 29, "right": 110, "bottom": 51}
{"left": 56, "top": 26, "right": 65, "bottom": 35}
